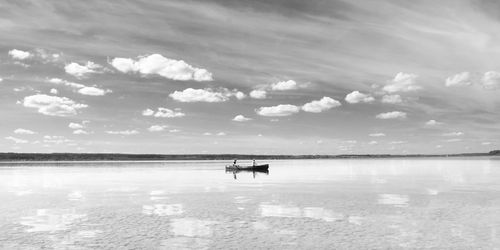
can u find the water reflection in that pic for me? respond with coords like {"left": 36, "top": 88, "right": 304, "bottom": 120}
{"left": 226, "top": 169, "right": 269, "bottom": 180}
{"left": 20, "top": 208, "right": 87, "bottom": 232}
{"left": 170, "top": 218, "right": 216, "bottom": 237}
{"left": 142, "top": 204, "right": 183, "bottom": 216}
{"left": 260, "top": 203, "right": 343, "bottom": 222}
{"left": 377, "top": 194, "right": 410, "bottom": 207}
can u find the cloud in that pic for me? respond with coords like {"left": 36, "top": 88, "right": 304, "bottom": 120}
{"left": 381, "top": 94, "right": 402, "bottom": 104}
{"left": 369, "top": 133, "right": 385, "bottom": 137}
{"left": 446, "top": 138, "right": 462, "bottom": 142}
{"left": 445, "top": 72, "right": 472, "bottom": 87}
{"left": 425, "top": 120, "right": 442, "bottom": 126}
{"left": 5, "top": 136, "right": 28, "bottom": 144}
{"left": 77, "top": 86, "right": 112, "bottom": 96}
{"left": 148, "top": 125, "right": 167, "bottom": 132}
{"left": 169, "top": 88, "right": 242, "bottom": 102}
{"left": 65, "top": 61, "right": 103, "bottom": 78}
{"left": 217, "top": 132, "right": 226, "bottom": 136}
{"left": 302, "top": 97, "right": 341, "bottom": 113}
{"left": 235, "top": 91, "right": 246, "bottom": 100}
{"left": 142, "top": 108, "right": 185, "bottom": 118}
{"left": 383, "top": 73, "right": 420, "bottom": 93}
{"left": 481, "top": 71, "right": 500, "bottom": 89}
{"left": 8, "top": 49, "right": 31, "bottom": 60}
{"left": 256, "top": 104, "right": 300, "bottom": 117}
{"left": 23, "top": 94, "right": 88, "bottom": 116}
{"left": 345, "top": 91, "right": 374, "bottom": 104}
{"left": 50, "top": 88, "right": 58, "bottom": 95}
{"left": 111, "top": 54, "right": 213, "bottom": 82}
{"left": 48, "top": 78, "right": 111, "bottom": 96}
{"left": 233, "top": 115, "right": 252, "bottom": 122}
{"left": 249, "top": 90, "right": 267, "bottom": 99}
{"left": 106, "top": 130, "right": 139, "bottom": 135}
{"left": 442, "top": 132, "right": 464, "bottom": 136}
{"left": 368, "top": 141, "right": 378, "bottom": 145}
{"left": 14, "top": 128, "right": 36, "bottom": 135}
{"left": 270, "top": 80, "right": 298, "bottom": 91}
{"left": 375, "top": 111, "right": 407, "bottom": 119}
{"left": 68, "top": 122, "right": 85, "bottom": 129}
{"left": 48, "top": 78, "right": 86, "bottom": 89}
{"left": 73, "top": 129, "right": 89, "bottom": 135}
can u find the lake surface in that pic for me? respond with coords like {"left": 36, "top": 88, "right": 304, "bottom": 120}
{"left": 0, "top": 158, "right": 499, "bottom": 249}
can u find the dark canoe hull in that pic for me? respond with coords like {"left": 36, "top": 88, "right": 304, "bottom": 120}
{"left": 225, "top": 164, "right": 269, "bottom": 171}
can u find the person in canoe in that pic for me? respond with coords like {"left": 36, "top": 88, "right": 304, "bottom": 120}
{"left": 252, "top": 159, "right": 256, "bottom": 166}
{"left": 233, "top": 159, "right": 237, "bottom": 166}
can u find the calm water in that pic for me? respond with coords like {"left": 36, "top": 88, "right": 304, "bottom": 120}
{"left": 0, "top": 159, "right": 499, "bottom": 249}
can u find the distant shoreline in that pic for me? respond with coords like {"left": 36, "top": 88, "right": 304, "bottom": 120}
{"left": 0, "top": 151, "right": 499, "bottom": 162}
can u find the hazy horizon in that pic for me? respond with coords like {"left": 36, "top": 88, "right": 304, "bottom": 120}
{"left": 1, "top": 0, "right": 500, "bottom": 155}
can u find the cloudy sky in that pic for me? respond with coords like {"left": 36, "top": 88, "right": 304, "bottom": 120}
{"left": 1, "top": 0, "right": 500, "bottom": 154}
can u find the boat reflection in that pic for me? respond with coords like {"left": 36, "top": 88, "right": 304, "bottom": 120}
{"left": 225, "top": 169, "right": 269, "bottom": 179}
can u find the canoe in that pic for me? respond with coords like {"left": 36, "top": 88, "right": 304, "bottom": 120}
{"left": 225, "top": 164, "right": 269, "bottom": 171}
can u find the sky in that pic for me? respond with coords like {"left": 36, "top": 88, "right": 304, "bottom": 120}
{"left": 1, "top": 0, "right": 500, "bottom": 154}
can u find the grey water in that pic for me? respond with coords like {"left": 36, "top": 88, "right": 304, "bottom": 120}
{"left": 0, "top": 158, "right": 499, "bottom": 249}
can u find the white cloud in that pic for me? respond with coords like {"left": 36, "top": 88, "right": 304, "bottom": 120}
{"left": 14, "top": 128, "right": 36, "bottom": 135}
{"left": 233, "top": 115, "right": 252, "bottom": 122}
{"left": 5, "top": 136, "right": 28, "bottom": 144}
{"left": 106, "top": 130, "right": 139, "bottom": 135}
{"left": 256, "top": 104, "right": 300, "bottom": 117}
{"left": 445, "top": 72, "right": 472, "bottom": 87}
{"left": 77, "top": 86, "right": 111, "bottom": 96}
{"left": 390, "top": 141, "right": 406, "bottom": 144}
{"left": 48, "top": 78, "right": 111, "bottom": 96}
{"left": 169, "top": 88, "right": 242, "bottom": 102}
{"left": 383, "top": 73, "right": 420, "bottom": 93}
{"left": 425, "top": 120, "right": 442, "bottom": 126}
{"left": 8, "top": 49, "right": 31, "bottom": 60}
{"left": 345, "top": 91, "right": 374, "bottom": 104}
{"left": 23, "top": 94, "right": 88, "bottom": 116}
{"left": 142, "top": 109, "right": 154, "bottom": 116}
{"left": 217, "top": 132, "right": 226, "bottom": 136}
{"left": 375, "top": 111, "right": 407, "bottom": 119}
{"left": 73, "top": 129, "right": 89, "bottom": 135}
{"left": 110, "top": 54, "right": 213, "bottom": 81}
{"left": 369, "top": 133, "right": 385, "bottom": 137}
{"left": 50, "top": 88, "right": 58, "bottom": 95}
{"left": 271, "top": 80, "right": 298, "bottom": 91}
{"left": 446, "top": 138, "right": 462, "bottom": 142}
{"left": 442, "top": 132, "right": 464, "bottom": 136}
{"left": 148, "top": 125, "right": 167, "bottom": 132}
{"left": 368, "top": 141, "right": 378, "bottom": 145}
{"left": 169, "top": 129, "right": 180, "bottom": 133}
{"left": 65, "top": 61, "right": 102, "bottom": 78}
{"left": 203, "top": 132, "right": 212, "bottom": 136}
{"left": 249, "top": 89, "right": 267, "bottom": 99}
{"left": 48, "top": 78, "right": 86, "bottom": 89}
{"left": 235, "top": 91, "right": 246, "bottom": 100}
{"left": 142, "top": 108, "right": 185, "bottom": 118}
{"left": 481, "top": 142, "right": 492, "bottom": 145}
{"left": 302, "top": 97, "right": 341, "bottom": 113}
{"left": 481, "top": 71, "right": 500, "bottom": 89}
{"left": 381, "top": 94, "right": 402, "bottom": 104}
{"left": 68, "top": 122, "right": 85, "bottom": 129}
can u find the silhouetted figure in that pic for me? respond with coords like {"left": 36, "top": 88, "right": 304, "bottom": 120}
{"left": 233, "top": 159, "right": 237, "bottom": 165}
{"left": 252, "top": 159, "right": 256, "bottom": 166}
{"left": 233, "top": 171, "right": 237, "bottom": 180}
